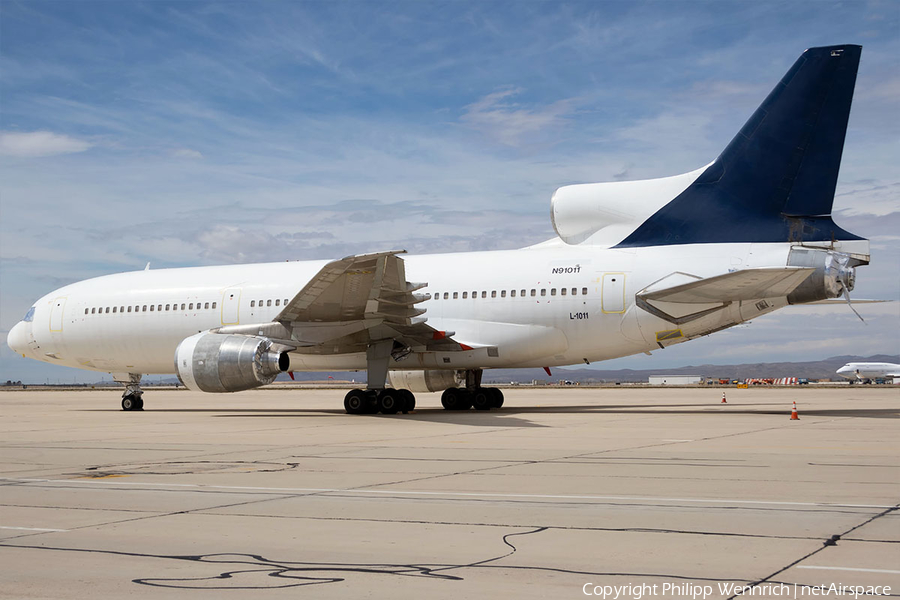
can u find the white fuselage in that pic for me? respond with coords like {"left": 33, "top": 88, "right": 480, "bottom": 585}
{"left": 7, "top": 241, "right": 797, "bottom": 377}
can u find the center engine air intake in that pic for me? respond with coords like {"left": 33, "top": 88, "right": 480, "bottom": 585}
{"left": 175, "top": 333, "right": 289, "bottom": 393}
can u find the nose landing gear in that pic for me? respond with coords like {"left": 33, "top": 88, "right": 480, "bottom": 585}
{"left": 114, "top": 373, "right": 144, "bottom": 411}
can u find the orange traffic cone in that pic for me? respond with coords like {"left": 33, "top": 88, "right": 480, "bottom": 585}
{"left": 721, "top": 392, "right": 727, "bottom": 404}
{"left": 790, "top": 401, "right": 799, "bottom": 420}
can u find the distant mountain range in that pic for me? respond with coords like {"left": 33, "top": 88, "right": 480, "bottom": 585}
{"left": 271, "top": 354, "right": 899, "bottom": 384}
{"left": 63, "top": 354, "right": 897, "bottom": 387}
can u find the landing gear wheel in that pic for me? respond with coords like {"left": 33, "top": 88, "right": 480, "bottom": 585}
{"left": 378, "top": 390, "right": 401, "bottom": 415}
{"left": 398, "top": 389, "right": 416, "bottom": 413}
{"left": 441, "top": 387, "right": 463, "bottom": 410}
{"left": 344, "top": 389, "right": 367, "bottom": 414}
{"left": 456, "top": 390, "right": 473, "bottom": 410}
{"left": 489, "top": 387, "right": 504, "bottom": 408}
{"left": 472, "top": 388, "right": 493, "bottom": 410}
{"left": 363, "top": 390, "right": 380, "bottom": 414}
{"left": 121, "top": 394, "right": 142, "bottom": 411}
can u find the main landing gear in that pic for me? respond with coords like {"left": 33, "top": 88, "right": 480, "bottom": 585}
{"left": 441, "top": 368, "right": 504, "bottom": 411}
{"left": 114, "top": 373, "right": 144, "bottom": 411}
{"left": 440, "top": 386, "right": 503, "bottom": 410}
{"left": 344, "top": 388, "right": 416, "bottom": 415}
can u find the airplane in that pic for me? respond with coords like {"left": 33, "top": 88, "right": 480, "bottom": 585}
{"left": 7, "top": 44, "right": 873, "bottom": 414}
{"left": 836, "top": 362, "right": 900, "bottom": 383}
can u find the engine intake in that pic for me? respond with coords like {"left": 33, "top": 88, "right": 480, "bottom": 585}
{"left": 175, "top": 333, "right": 289, "bottom": 393}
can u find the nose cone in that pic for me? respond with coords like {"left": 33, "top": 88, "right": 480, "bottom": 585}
{"left": 836, "top": 365, "right": 852, "bottom": 378}
{"left": 7, "top": 321, "right": 29, "bottom": 355}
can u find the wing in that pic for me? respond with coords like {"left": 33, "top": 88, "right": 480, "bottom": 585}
{"left": 637, "top": 267, "right": 815, "bottom": 324}
{"left": 271, "top": 250, "right": 461, "bottom": 352}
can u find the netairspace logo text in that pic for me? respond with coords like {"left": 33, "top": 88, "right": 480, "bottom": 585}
{"left": 582, "top": 582, "right": 892, "bottom": 599}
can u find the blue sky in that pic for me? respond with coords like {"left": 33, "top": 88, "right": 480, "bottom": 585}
{"left": 1, "top": 1, "right": 898, "bottom": 383}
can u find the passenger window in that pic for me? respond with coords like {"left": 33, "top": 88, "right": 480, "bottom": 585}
{"left": 113, "top": 307, "right": 117, "bottom": 313}
{"left": 105, "top": 307, "right": 110, "bottom": 313}
{"left": 127, "top": 306, "right": 132, "bottom": 313}
{"left": 189, "top": 303, "right": 193, "bottom": 310}
{"left": 157, "top": 305, "right": 162, "bottom": 311}
{"left": 463, "top": 292, "right": 468, "bottom": 299}
{"left": 572, "top": 287, "right": 577, "bottom": 295}
{"left": 150, "top": 305, "right": 155, "bottom": 312}
{"left": 541, "top": 289, "right": 546, "bottom": 297}
{"left": 500, "top": 290, "right": 506, "bottom": 298}
{"left": 251, "top": 300, "right": 256, "bottom": 308}
{"left": 284, "top": 299, "right": 288, "bottom": 305}
{"left": 453, "top": 292, "right": 458, "bottom": 299}
{"left": 481, "top": 291, "right": 486, "bottom": 298}
{"left": 491, "top": 291, "right": 496, "bottom": 298}
{"left": 444, "top": 292, "right": 449, "bottom": 299}
{"left": 521, "top": 289, "right": 526, "bottom": 296}
{"left": 530, "top": 289, "right": 536, "bottom": 297}
{"left": 511, "top": 290, "right": 516, "bottom": 297}
{"left": 212, "top": 302, "right": 217, "bottom": 309}
{"left": 204, "top": 302, "right": 209, "bottom": 309}
{"left": 181, "top": 303, "right": 185, "bottom": 310}
{"left": 120, "top": 306, "right": 125, "bottom": 312}
{"left": 550, "top": 289, "right": 556, "bottom": 296}
{"left": 143, "top": 306, "right": 147, "bottom": 312}
{"left": 165, "top": 304, "right": 170, "bottom": 311}
{"left": 561, "top": 288, "right": 567, "bottom": 296}
{"left": 275, "top": 299, "right": 280, "bottom": 306}
{"left": 267, "top": 299, "right": 272, "bottom": 307}
{"left": 91, "top": 308, "right": 96, "bottom": 314}
{"left": 582, "top": 287, "right": 588, "bottom": 295}
{"left": 258, "top": 299, "right": 263, "bottom": 306}
{"left": 85, "top": 308, "right": 89, "bottom": 315}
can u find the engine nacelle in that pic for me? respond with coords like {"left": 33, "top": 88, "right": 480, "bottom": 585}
{"left": 388, "top": 370, "right": 461, "bottom": 393}
{"left": 175, "top": 333, "right": 289, "bottom": 393}
{"left": 786, "top": 248, "right": 857, "bottom": 304}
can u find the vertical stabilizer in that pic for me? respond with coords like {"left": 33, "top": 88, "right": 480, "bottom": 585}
{"left": 617, "top": 45, "right": 863, "bottom": 247}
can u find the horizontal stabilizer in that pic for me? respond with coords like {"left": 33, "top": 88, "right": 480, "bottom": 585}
{"left": 637, "top": 267, "right": 814, "bottom": 325}
{"left": 641, "top": 267, "right": 816, "bottom": 304}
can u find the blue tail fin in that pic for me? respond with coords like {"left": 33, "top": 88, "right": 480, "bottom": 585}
{"left": 617, "top": 45, "right": 863, "bottom": 248}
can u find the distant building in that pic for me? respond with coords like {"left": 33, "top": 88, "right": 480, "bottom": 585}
{"left": 649, "top": 375, "right": 704, "bottom": 385}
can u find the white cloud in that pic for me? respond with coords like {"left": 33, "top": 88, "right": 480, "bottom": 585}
{"left": 460, "top": 88, "right": 576, "bottom": 147}
{"left": 172, "top": 148, "right": 203, "bottom": 159}
{"left": 0, "top": 130, "right": 92, "bottom": 157}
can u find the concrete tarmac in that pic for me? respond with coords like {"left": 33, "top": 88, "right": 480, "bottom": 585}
{"left": 1, "top": 387, "right": 898, "bottom": 599}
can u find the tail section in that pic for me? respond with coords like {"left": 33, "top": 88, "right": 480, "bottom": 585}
{"left": 616, "top": 44, "right": 863, "bottom": 248}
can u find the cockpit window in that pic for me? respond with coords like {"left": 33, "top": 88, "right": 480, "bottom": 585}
{"left": 23, "top": 307, "right": 35, "bottom": 322}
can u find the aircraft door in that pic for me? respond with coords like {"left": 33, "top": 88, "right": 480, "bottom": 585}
{"left": 221, "top": 288, "right": 241, "bottom": 325}
{"left": 601, "top": 273, "right": 626, "bottom": 313}
{"left": 50, "top": 297, "right": 66, "bottom": 332}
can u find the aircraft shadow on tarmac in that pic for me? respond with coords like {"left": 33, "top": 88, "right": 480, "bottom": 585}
{"left": 84, "top": 403, "right": 899, "bottom": 426}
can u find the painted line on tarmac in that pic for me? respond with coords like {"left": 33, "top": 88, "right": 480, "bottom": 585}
{"left": 0, "top": 526, "right": 68, "bottom": 532}
{"left": 797, "top": 566, "right": 900, "bottom": 575}
{"left": 2, "top": 477, "right": 894, "bottom": 510}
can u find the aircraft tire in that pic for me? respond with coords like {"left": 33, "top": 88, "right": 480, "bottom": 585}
{"left": 378, "top": 390, "right": 401, "bottom": 415}
{"left": 134, "top": 396, "right": 144, "bottom": 410}
{"left": 363, "top": 390, "right": 380, "bottom": 414}
{"left": 441, "top": 387, "right": 462, "bottom": 410}
{"left": 344, "top": 389, "right": 368, "bottom": 414}
{"left": 456, "top": 390, "right": 473, "bottom": 410}
{"left": 121, "top": 394, "right": 138, "bottom": 411}
{"left": 398, "top": 389, "right": 415, "bottom": 413}
{"left": 489, "top": 387, "right": 504, "bottom": 408}
{"left": 472, "top": 388, "right": 492, "bottom": 410}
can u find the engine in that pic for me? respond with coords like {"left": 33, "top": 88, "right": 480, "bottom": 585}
{"left": 388, "top": 370, "right": 460, "bottom": 393}
{"left": 786, "top": 248, "right": 858, "bottom": 304}
{"left": 175, "top": 333, "right": 289, "bottom": 393}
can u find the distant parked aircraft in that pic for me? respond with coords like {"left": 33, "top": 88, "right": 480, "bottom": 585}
{"left": 835, "top": 362, "right": 900, "bottom": 383}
